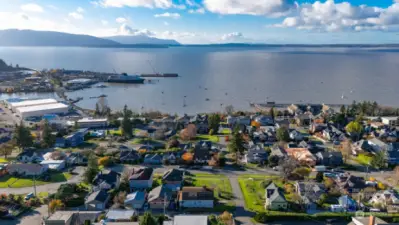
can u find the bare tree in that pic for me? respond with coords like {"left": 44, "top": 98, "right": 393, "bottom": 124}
{"left": 280, "top": 157, "right": 298, "bottom": 180}
{"left": 225, "top": 105, "right": 234, "bottom": 115}
{"left": 341, "top": 140, "right": 353, "bottom": 162}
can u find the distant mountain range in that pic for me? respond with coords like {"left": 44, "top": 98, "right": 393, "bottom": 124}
{"left": 0, "top": 29, "right": 180, "bottom": 47}
{"left": 106, "top": 35, "right": 180, "bottom": 45}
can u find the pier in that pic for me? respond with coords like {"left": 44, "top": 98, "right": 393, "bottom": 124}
{"left": 140, "top": 73, "right": 179, "bottom": 78}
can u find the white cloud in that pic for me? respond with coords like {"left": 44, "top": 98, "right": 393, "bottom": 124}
{"left": 117, "top": 24, "right": 156, "bottom": 36}
{"left": 273, "top": 0, "right": 399, "bottom": 32}
{"left": 90, "top": 1, "right": 100, "bottom": 7}
{"left": 163, "top": 21, "right": 169, "bottom": 26}
{"left": 69, "top": 12, "right": 84, "bottom": 20}
{"left": 188, "top": 8, "right": 205, "bottom": 14}
{"left": 154, "top": 12, "right": 180, "bottom": 19}
{"left": 47, "top": 5, "right": 58, "bottom": 10}
{"left": 203, "top": 0, "right": 295, "bottom": 17}
{"left": 77, "top": 7, "right": 85, "bottom": 13}
{"left": 101, "top": 20, "right": 109, "bottom": 25}
{"left": 116, "top": 17, "right": 128, "bottom": 23}
{"left": 20, "top": 3, "right": 44, "bottom": 13}
{"left": 97, "top": 0, "right": 174, "bottom": 9}
{"left": 186, "top": 0, "right": 199, "bottom": 7}
{"left": 221, "top": 32, "right": 243, "bottom": 40}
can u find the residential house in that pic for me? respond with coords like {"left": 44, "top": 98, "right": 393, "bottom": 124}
{"left": 179, "top": 187, "right": 214, "bottom": 208}
{"left": 167, "top": 215, "right": 208, "bottom": 225}
{"left": 162, "top": 169, "right": 184, "bottom": 191}
{"left": 387, "top": 143, "right": 399, "bottom": 165}
{"left": 144, "top": 154, "right": 162, "bottom": 164}
{"left": 322, "top": 104, "right": 335, "bottom": 115}
{"left": 336, "top": 175, "right": 366, "bottom": 194}
{"left": 129, "top": 167, "right": 154, "bottom": 191}
{"left": 338, "top": 195, "right": 357, "bottom": 212}
{"left": 17, "top": 149, "right": 44, "bottom": 163}
{"left": 275, "top": 119, "right": 290, "bottom": 129}
{"left": 0, "top": 164, "right": 7, "bottom": 177}
{"left": 381, "top": 117, "right": 399, "bottom": 127}
{"left": 270, "top": 145, "right": 287, "bottom": 159}
{"left": 138, "top": 145, "right": 154, "bottom": 152}
{"left": 309, "top": 123, "right": 328, "bottom": 134}
{"left": 66, "top": 152, "right": 88, "bottom": 166}
{"left": 63, "top": 128, "right": 88, "bottom": 147}
{"left": 287, "top": 104, "right": 303, "bottom": 115}
{"left": 226, "top": 116, "right": 251, "bottom": 126}
{"left": 43, "top": 211, "right": 101, "bottom": 225}
{"left": 254, "top": 115, "right": 274, "bottom": 126}
{"left": 194, "top": 141, "right": 212, "bottom": 164}
{"left": 290, "top": 130, "right": 305, "bottom": 142}
{"left": 55, "top": 137, "right": 66, "bottom": 148}
{"left": 148, "top": 185, "right": 172, "bottom": 209}
{"left": 369, "top": 190, "right": 399, "bottom": 206}
{"left": 315, "top": 151, "right": 344, "bottom": 166}
{"left": 77, "top": 118, "right": 108, "bottom": 129}
{"left": 40, "top": 160, "right": 66, "bottom": 171}
{"left": 265, "top": 182, "right": 288, "bottom": 211}
{"left": 162, "top": 153, "right": 177, "bottom": 164}
{"left": 323, "top": 126, "right": 345, "bottom": 142}
{"left": 353, "top": 140, "right": 373, "bottom": 155}
{"left": 120, "top": 150, "right": 140, "bottom": 164}
{"left": 243, "top": 145, "right": 268, "bottom": 164}
{"left": 348, "top": 216, "right": 391, "bottom": 225}
{"left": 296, "top": 114, "right": 312, "bottom": 126}
{"left": 124, "top": 191, "right": 146, "bottom": 209}
{"left": 368, "top": 138, "right": 388, "bottom": 153}
{"left": 85, "top": 189, "right": 110, "bottom": 211}
{"left": 7, "top": 164, "right": 47, "bottom": 176}
{"left": 105, "top": 209, "right": 137, "bottom": 222}
{"left": 92, "top": 170, "right": 121, "bottom": 191}
{"left": 285, "top": 147, "right": 316, "bottom": 166}
{"left": 295, "top": 182, "right": 326, "bottom": 210}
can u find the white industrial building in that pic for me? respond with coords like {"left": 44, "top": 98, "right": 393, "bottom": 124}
{"left": 9, "top": 98, "right": 58, "bottom": 111}
{"left": 77, "top": 118, "right": 108, "bottom": 128}
{"left": 16, "top": 103, "right": 69, "bottom": 118}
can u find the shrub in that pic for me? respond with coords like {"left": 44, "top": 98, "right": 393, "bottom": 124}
{"left": 98, "top": 156, "right": 112, "bottom": 167}
{"left": 130, "top": 215, "right": 138, "bottom": 222}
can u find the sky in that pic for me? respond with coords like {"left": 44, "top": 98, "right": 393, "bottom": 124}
{"left": 1, "top": 0, "right": 399, "bottom": 44}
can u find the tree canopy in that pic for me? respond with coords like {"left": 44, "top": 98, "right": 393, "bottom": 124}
{"left": 41, "top": 119, "right": 55, "bottom": 148}
{"left": 13, "top": 122, "right": 33, "bottom": 149}
{"left": 208, "top": 114, "right": 221, "bottom": 134}
{"left": 228, "top": 125, "right": 245, "bottom": 164}
{"left": 276, "top": 127, "right": 290, "bottom": 142}
{"left": 121, "top": 105, "right": 133, "bottom": 138}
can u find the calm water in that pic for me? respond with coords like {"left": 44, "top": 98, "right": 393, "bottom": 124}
{"left": 1, "top": 46, "right": 399, "bottom": 114}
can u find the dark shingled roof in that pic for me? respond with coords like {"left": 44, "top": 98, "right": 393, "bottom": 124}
{"left": 162, "top": 169, "right": 184, "bottom": 182}
{"left": 129, "top": 167, "right": 154, "bottom": 180}
{"left": 85, "top": 189, "right": 109, "bottom": 203}
{"left": 179, "top": 187, "right": 214, "bottom": 201}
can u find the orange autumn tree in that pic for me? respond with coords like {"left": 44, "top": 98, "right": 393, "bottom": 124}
{"left": 251, "top": 120, "right": 260, "bottom": 129}
{"left": 182, "top": 152, "right": 193, "bottom": 163}
{"left": 180, "top": 124, "right": 197, "bottom": 141}
{"left": 49, "top": 199, "right": 64, "bottom": 214}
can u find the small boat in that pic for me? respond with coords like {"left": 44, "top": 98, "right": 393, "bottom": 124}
{"left": 96, "top": 84, "right": 108, "bottom": 88}
{"left": 205, "top": 98, "right": 210, "bottom": 101}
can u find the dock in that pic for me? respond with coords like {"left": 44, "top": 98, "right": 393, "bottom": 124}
{"left": 250, "top": 102, "right": 348, "bottom": 112}
{"left": 140, "top": 73, "right": 179, "bottom": 78}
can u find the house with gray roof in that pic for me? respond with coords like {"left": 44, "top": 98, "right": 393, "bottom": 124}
{"left": 85, "top": 189, "right": 110, "bottom": 211}
{"left": 148, "top": 185, "right": 173, "bottom": 209}
{"left": 265, "top": 182, "right": 288, "bottom": 211}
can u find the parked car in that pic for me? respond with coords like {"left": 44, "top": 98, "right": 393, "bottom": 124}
{"left": 24, "top": 192, "right": 34, "bottom": 200}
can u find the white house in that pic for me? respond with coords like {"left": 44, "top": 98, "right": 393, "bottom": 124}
{"left": 40, "top": 160, "right": 66, "bottom": 171}
{"left": 381, "top": 117, "right": 399, "bottom": 127}
{"left": 179, "top": 187, "right": 214, "bottom": 208}
{"left": 7, "top": 164, "right": 48, "bottom": 176}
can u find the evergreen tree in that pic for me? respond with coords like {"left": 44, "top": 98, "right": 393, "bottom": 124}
{"left": 95, "top": 103, "right": 101, "bottom": 116}
{"left": 228, "top": 125, "right": 245, "bottom": 164}
{"left": 340, "top": 105, "right": 346, "bottom": 115}
{"left": 13, "top": 122, "right": 33, "bottom": 149}
{"left": 140, "top": 212, "right": 158, "bottom": 225}
{"left": 121, "top": 105, "right": 133, "bottom": 138}
{"left": 371, "top": 151, "right": 387, "bottom": 170}
{"left": 208, "top": 114, "right": 221, "bottom": 134}
{"left": 83, "top": 153, "right": 99, "bottom": 183}
{"left": 42, "top": 120, "right": 55, "bottom": 148}
{"left": 276, "top": 127, "right": 290, "bottom": 142}
{"left": 269, "top": 107, "right": 275, "bottom": 122}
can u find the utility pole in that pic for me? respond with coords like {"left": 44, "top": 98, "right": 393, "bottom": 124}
{"left": 33, "top": 173, "right": 37, "bottom": 197}
{"left": 163, "top": 192, "right": 167, "bottom": 216}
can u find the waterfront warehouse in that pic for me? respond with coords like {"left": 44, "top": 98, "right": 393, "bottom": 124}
{"left": 77, "top": 118, "right": 108, "bottom": 128}
{"left": 16, "top": 103, "right": 69, "bottom": 118}
{"left": 9, "top": 98, "right": 58, "bottom": 111}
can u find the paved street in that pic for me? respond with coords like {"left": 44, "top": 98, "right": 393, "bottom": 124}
{"left": 1, "top": 205, "right": 48, "bottom": 225}
{"left": 0, "top": 166, "right": 85, "bottom": 195}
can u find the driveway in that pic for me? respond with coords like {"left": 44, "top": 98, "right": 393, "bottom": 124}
{"left": 0, "top": 166, "right": 85, "bottom": 195}
{"left": 229, "top": 177, "right": 255, "bottom": 225}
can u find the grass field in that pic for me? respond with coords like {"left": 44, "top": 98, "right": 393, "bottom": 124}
{"left": 186, "top": 173, "right": 235, "bottom": 212}
{"left": 355, "top": 153, "right": 373, "bottom": 166}
{"left": 196, "top": 135, "right": 220, "bottom": 143}
{"left": 238, "top": 175, "right": 283, "bottom": 212}
{"left": 0, "top": 172, "right": 72, "bottom": 188}
{"left": 220, "top": 128, "right": 232, "bottom": 135}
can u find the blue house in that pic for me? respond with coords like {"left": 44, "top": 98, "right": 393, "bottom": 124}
{"left": 63, "top": 129, "right": 88, "bottom": 147}
{"left": 338, "top": 195, "right": 357, "bottom": 212}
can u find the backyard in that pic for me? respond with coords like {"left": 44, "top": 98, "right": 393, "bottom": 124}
{"left": 238, "top": 175, "right": 287, "bottom": 212}
{"left": 0, "top": 172, "right": 72, "bottom": 188}
{"left": 354, "top": 153, "right": 373, "bottom": 166}
{"left": 185, "top": 173, "right": 235, "bottom": 212}
{"left": 196, "top": 135, "right": 220, "bottom": 143}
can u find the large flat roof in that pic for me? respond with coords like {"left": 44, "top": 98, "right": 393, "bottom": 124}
{"left": 17, "top": 103, "right": 68, "bottom": 113}
{"left": 78, "top": 118, "right": 108, "bottom": 123}
{"left": 10, "top": 99, "right": 58, "bottom": 108}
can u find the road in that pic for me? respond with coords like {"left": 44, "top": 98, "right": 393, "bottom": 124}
{"left": 0, "top": 166, "right": 85, "bottom": 195}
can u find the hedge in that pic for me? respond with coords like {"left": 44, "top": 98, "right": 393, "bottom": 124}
{"left": 253, "top": 212, "right": 399, "bottom": 223}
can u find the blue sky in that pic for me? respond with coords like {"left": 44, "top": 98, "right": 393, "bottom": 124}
{"left": 1, "top": 0, "right": 399, "bottom": 44}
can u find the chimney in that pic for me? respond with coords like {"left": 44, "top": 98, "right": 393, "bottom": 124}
{"left": 368, "top": 216, "right": 375, "bottom": 225}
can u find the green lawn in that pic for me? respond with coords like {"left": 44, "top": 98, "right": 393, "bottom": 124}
{"left": 0, "top": 172, "right": 72, "bottom": 188}
{"left": 186, "top": 174, "right": 235, "bottom": 212}
{"left": 0, "top": 158, "right": 9, "bottom": 163}
{"left": 196, "top": 135, "right": 220, "bottom": 143}
{"left": 355, "top": 153, "right": 373, "bottom": 166}
{"left": 109, "top": 129, "right": 122, "bottom": 136}
{"left": 220, "top": 128, "right": 232, "bottom": 135}
{"left": 238, "top": 175, "right": 282, "bottom": 212}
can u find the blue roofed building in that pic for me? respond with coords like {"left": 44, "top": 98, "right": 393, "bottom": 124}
{"left": 124, "top": 191, "right": 146, "bottom": 209}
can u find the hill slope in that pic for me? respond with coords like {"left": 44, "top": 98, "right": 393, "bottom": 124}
{"left": 0, "top": 29, "right": 120, "bottom": 47}
{"left": 105, "top": 35, "right": 180, "bottom": 45}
